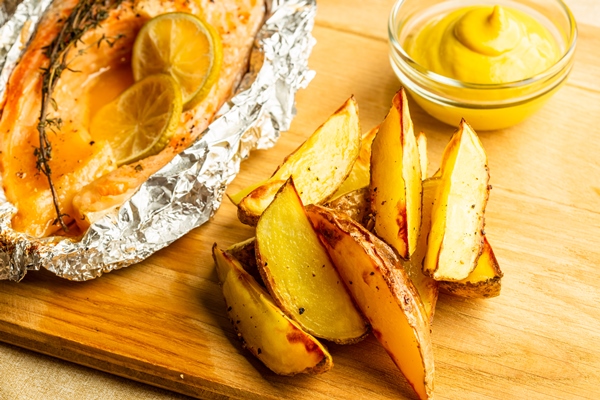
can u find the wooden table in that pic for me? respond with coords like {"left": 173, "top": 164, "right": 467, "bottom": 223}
{"left": 1, "top": 0, "right": 599, "bottom": 398}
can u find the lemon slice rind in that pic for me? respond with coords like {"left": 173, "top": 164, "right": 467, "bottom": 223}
{"left": 132, "top": 12, "right": 222, "bottom": 111}
{"left": 90, "top": 74, "right": 183, "bottom": 166}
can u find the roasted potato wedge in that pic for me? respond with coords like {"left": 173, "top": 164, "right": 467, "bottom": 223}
{"left": 370, "top": 89, "right": 422, "bottom": 259}
{"left": 326, "top": 183, "right": 438, "bottom": 322}
{"left": 235, "top": 97, "right": 361, "bottom": 226}
{"left": 255, "top": 178, "right": 368, "bottom": 344}
{"left": 307, "top": 205, "right": 434, "bottom": 400}
{"left": 439, "top": 237, "right": 503, "bottom": 298}
{"left": 402, "top": 177, "right": 440, "bottom": 323}
{"left": 424, "top": 119, "right": 490, "bottom": 281}
{"left": 331, "top": 125, "right": 378, "bottom": 199}
{"left": 213, "top": 245, "right": 333, "bottom": 375}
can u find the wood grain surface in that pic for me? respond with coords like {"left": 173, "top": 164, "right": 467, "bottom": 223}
{"left": 1, "top": 0, "right": 600, "bottom": 399}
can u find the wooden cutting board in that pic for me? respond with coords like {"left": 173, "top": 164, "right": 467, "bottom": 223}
{"left": 1, "top": 0, "right": 599, "bottom": 398}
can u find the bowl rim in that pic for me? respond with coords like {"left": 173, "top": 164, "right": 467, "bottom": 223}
{"left": 388, "top": 0, "right": 578, "bottom": 91}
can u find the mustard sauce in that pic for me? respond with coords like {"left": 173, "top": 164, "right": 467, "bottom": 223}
{"left": 407, "top": 5, "right": 560, "bottom": 84}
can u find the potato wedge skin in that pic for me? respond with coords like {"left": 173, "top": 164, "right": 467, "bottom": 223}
{"left": 255, "top": 178, "right": 368, "bottom": 344}
{"left": 213, "top": 245, "right": 333, "bottom": 376}
{"left": 370, "top": 89, "right": 422, "bottom": 259}
{"left": 236, "top": 97, "right": 361, "bottom": 226}
{"left": 424, "top": 119, "right": 490, "bottom": 281}
{"left": 439, "top": 237, "right": 503, "bottom": 298}
{"left": 307, "top": 205, "right": 434, "bottom": 400}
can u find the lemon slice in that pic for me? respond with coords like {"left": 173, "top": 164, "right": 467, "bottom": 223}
{"left": 90, "top": 74, "right": 182, "bottom": 166}
{"left": 132, "top": 12, "right": 223, "bottom": 110}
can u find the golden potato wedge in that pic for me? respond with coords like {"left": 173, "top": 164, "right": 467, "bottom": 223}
{"left": 235, "top": 97, "right": 361, "bottom": 226}
{"left": 370, "top": 89, "right": 422, "bottom": 259}
{"left": 226, "top": 238, "right": 260, "bottom": 284}
{"left": 212, "top": 245, "right": 333, "bottom": 375}
{"left": 327, "top": 181, "right": 438, "bottom": 322}
{"left": 237, "top": 180, "right": 286, "bottom": 226}
{"left": 255, "top": 178, "right": 368, "bottom": 344}
{"left": 307, "top": 205, "right": 434, "bottom": 400}
{"left": 402, "top": 178, "right": 440, "bottom": 323}
{"left": 324, "top": 187, "right": 370, "bottom": 226}
{"left": 439, "top": 237, "right": 503, "bottom": 298}
{"left": 331, "top": 125, "right": 378, "bottom": 199}
{"left": 417, "top": 131, "right": 428, "bottom": 180}
{"left": 424, "top": 119, "right": 490, "bottom": 281}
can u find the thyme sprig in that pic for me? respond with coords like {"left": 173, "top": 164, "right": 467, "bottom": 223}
{"left": 35, "top": 0, "right": 123, "bottom": 232}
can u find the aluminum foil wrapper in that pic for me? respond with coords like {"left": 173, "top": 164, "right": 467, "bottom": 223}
{"left": 0, "top": 0, "right": 317, "bottom": 281}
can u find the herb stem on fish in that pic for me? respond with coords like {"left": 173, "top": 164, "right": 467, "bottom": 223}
{"left": 35, "top": 0, "right": 124, "bottom": 232}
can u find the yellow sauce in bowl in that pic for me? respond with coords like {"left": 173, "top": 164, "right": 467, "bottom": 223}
{"left": 388, "top": 0, "right": 576, "bottom": 130}
{"left": 407, "top": 5, "right": 560, "bottom": 84}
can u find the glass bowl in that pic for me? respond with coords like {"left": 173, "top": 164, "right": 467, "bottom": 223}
{"left": 388, "top": 0, "right": 577, "bottom": 131}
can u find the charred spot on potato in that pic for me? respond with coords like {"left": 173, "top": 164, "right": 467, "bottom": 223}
{"left": 372, "top": 328, "right": 383, "bottom": 341}
{"left": 395, "top": 205, "right": 408, "bottom": 246}
{"left": 362, "top": 270, "right": 375, "bottom": 285}
{"left": 286, "top": 330, "right": 323, "bottom": 355}
{"left": 316, "top": 224, "right": 343, "bottom": 247}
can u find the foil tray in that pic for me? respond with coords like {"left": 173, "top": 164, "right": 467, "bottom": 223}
{"left": 0, "top": 0, "right": 316, "bottom": 281}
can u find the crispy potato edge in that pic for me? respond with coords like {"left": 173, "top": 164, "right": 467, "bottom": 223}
{"left": 306, "top": 205, "right": 434, "bottom": 399}
{"left": 212, "top": 244, "right": 334, "bottom": 376}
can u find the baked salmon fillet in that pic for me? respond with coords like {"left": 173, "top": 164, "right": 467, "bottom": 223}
{"left": 0, "top": 0, "right": 265, "bottom": 238}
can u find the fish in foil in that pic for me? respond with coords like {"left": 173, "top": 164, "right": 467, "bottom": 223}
{"left": 0, "top": 0, "right": 265, "bottom": 238}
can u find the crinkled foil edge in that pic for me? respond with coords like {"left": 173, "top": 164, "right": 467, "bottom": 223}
{"left": 0, "top": 0, "right": 317, "bottom": 281}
